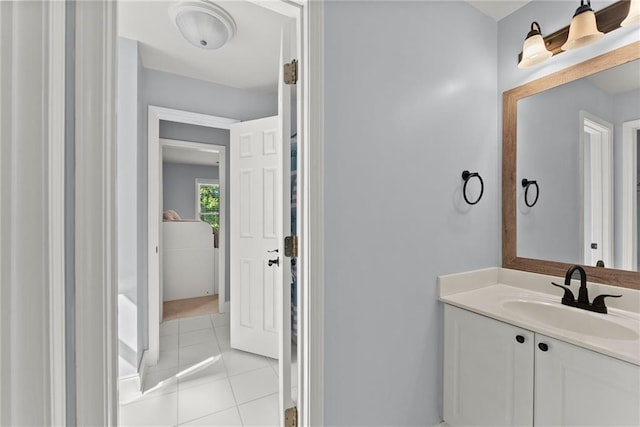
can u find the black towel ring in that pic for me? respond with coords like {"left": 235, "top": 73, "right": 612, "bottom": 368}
{"left": 522, "top": 178, "right": 539, "bottom": 207}
{"left": 461, "top": 170, "right": 484, "bottom": 205}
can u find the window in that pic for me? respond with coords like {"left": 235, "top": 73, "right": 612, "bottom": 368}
{"left": 195, "top": 178, "right": 219, "bottom": 231}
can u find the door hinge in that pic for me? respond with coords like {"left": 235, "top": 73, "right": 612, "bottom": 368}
{"left": 284, "top": 59, "right": 298, "bottom": 85}
{"left": 284, "top": 235, "right": 298, "bottom": 258}
{"left": 285, "top": 406, "right": 298, "bottom": 427}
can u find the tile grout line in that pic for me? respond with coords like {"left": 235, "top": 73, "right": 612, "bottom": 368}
{"left": 214, "top": 313, "right": 247, "bottom": 427}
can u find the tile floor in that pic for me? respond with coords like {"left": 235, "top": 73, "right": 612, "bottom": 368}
{"left": 119, "top": 312, "right": 296, "bottom": 426}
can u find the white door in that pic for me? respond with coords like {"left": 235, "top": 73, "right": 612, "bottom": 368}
{"left": 581, "top": 113, "right": 613, "bottom": 268}
{"left": 230, "top": 116, "right": 289, "bottom": 359}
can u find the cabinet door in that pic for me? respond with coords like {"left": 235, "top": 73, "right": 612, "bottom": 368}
{"left": 444, "top": 305, "right": 534, "bottom": 426}
{"left": 535, "top": 334, "right": 640, "bottom": 426}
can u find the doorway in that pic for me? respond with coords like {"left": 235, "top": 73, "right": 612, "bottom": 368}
{"left": 74, "top": 0, "right": 325, "bottom": 424}
{"left": 622, "top": 120, "right": 640, "bottom": 271}
{"left": 580, "top": 111, "right": 614, "bottom": 268}
{"left": 146, "top": 108, "right": 237, "bottom": 367}
{"left": 160, "top": 138, "right": 226, "bottom": 321}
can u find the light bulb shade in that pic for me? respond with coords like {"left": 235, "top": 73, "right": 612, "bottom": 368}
{"left": 561, "top": 1, "right": 603, "bottom": 51}
{"left": 169, "top": 1, "right": 236, "bottom": 50}
{"left": 518, "top": 22, "right": 552, "bottom": 68}
{"left": 621, "top": 0, "right": 640, "bottom": 27}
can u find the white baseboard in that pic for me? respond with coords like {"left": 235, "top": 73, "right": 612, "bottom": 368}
{"left": 220, "top": 301, "right": 230, "bottom": 313}
{"left": 118, "top": 374, "right": 141, "bottom": 405}
{"left": 118, "top": 350, "right": 152, "bottom": 405}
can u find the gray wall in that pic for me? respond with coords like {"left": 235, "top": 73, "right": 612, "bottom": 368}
{"left": 323, "top": 2, "right": 499, "bottom": 424}
{"left": 139, "top": 68, "right": 277, "bottom": 350}
{"left": 163, "top": 162, "right": 220, "bottom": 219}
{"left": 516, "top": 78, "right": 613, "bottom": 265}
{"left": 117, "top": 37, "right": 143, "bottom": 377}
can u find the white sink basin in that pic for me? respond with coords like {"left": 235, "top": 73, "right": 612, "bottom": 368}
{"left": 502, "top": 300, "right": 639, "bottom": 341}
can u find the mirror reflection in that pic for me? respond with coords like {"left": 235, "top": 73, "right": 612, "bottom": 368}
{"left": 517, "top": 59, "right": 640, "bottom": 272}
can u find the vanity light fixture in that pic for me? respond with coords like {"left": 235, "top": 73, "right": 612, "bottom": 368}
{"left": 169, "top": 1, "right": 237, "bottom": 50}
{"left": 518, "top": 22, "right": 553, "bottom": 68}
{"left": 517, "top": 1, "right": 632, "bottom": 67}
{"left": 561, "top": 0, "right": 604, "bottom": 51}
{"left": 621, "top": 0, "right": 640, "bottom": 27}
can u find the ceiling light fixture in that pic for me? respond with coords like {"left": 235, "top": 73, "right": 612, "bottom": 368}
{"left": 561, "top": 0, "right": 603, "bottom": 51}
{"left": 518, "top": 21, "right": 553, "bottom": 69}
{"left": 621, "top": 0, "right": 640, "bottom": 27}
{"left": 169, "top": 1, "right": 236, "bottom": 50}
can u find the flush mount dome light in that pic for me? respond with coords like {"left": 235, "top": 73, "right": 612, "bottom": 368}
{"left": 169, "top": 1, "right": 236, "bottom": 50}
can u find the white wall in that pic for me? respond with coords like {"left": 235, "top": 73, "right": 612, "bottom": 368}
{"left": 163, "top": 162, "right": 219, "bottom": 219}
{"left": 323, "top": 2, "right": 499, "bottom": 424}
{"left": 117, "top": 37, "right": 143, "bottom": 377}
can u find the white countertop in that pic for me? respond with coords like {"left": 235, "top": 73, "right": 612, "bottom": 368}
{"left": 439, "top": 267, "right": 640, "bottom": 366}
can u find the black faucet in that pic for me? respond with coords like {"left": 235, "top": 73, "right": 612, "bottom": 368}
{"left": 551, "top": 265, "right": 622, "bottom": 314}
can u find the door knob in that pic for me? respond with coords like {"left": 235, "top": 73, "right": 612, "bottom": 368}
{"left": 268, "top": 257, "right": 280, "bottom": 267}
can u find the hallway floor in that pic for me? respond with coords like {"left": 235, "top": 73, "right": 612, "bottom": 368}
{"left": 119, "top": 312, "right": 294, "bottom": 426}
{"left": 162, "top": 295, "right": 219, "bottom": 321}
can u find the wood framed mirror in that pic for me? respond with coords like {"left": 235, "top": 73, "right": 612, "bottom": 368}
{"left": 503, "top": 41, "right": 640, "bottom": 289}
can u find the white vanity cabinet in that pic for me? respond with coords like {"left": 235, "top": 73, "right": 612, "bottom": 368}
{"left": 444, "top": 305, "right": 640, "bottom": 427}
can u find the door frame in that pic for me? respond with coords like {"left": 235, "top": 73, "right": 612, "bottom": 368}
{"left": 0, "top": 1, "right": 68, "bottom": 424}
{"left": 148, "top": 107, "right": 236, "bottom": 365}
{"left": 579, "top": 111, "right": 614, "bottom": 267}
{"left": 621, "top": 119, "right": 639, "bottom": 271}
{"left": 75, "top": 0, "right": 325, "bottom": 424}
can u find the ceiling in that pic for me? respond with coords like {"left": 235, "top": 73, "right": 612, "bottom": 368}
{"left": 163, "top": 144, "right": 220, "bottom": 166}
{"left": 118, "top": 0, "right": 291, "bottom": 92}
{"left": 119, "top": 1, "right": 530, "bottom": 93}
{"left": 587, "top": 59, "right": 640, "bottom": 95}
{"left": 467, "top": 0, "right": 531, "bottom": 21}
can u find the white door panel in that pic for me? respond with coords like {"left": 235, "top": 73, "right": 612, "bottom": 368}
{"left": 230, "top": 116, "right": 287, "bottom": 359}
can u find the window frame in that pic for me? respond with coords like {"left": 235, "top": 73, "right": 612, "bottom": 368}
{"left": 195, "top": 178, "right": 220, "bottom": 228}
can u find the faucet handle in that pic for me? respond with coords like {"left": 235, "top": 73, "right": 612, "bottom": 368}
{"left": 591, "top": 294, "right": 622, "bottom": 314}
{"left": 551, "top": 282, "right": 576, "bottom": 304}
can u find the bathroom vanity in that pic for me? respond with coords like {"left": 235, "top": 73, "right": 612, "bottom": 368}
{"left": 439, "top": 268, "right": 640, "bottom": 427}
